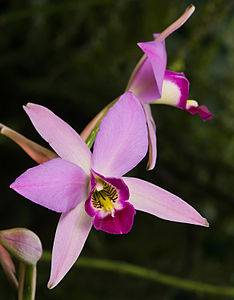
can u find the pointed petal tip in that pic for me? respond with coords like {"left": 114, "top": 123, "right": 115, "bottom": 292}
{"left": 23, "top": 103, "right": 36, "bottom": 112}
{"left": 47, "top": 281, "right": 55, "bottom": 289}
{"left": 23, "top": 103, "right": 30, "bottom": 111}
{"left": 204, "top": 218, "right": 209, "bottom": 227}
{"left": 146, "top": 164, "right": 154, "bottom": 171}
{"left": 187, "top": 4, "right": 195, "bottom": 13}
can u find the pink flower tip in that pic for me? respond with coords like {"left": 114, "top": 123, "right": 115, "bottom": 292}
{"left": 0, "top": 228, "right": 43, "bottom": 265}
{"left": 187, "top": 104, "right": 214, "bottom": 121}
{"left": 204, "top": 219, "right": 209, "bottom": 227}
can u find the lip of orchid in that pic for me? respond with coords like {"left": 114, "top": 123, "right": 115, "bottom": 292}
{"left": 85, "top": 169, "right": 135, "bottom": 235}
{"left": 85, "top": 169, "right": 130, "bottom": 218}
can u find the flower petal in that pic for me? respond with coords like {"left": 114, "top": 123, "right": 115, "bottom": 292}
{"left": 142, "top": 104, "right": 157, "bottom": 170}
{"left": 24, "top": 103, "right": 91, "bottom": 174}
{"left": 92, "top": 91, "right": 148, "bottom": 177}
{"left": 93, "top": 202, "right": 135, "bottom": 234}
{"left": 48, "top": 202, "right": 92, "bottom": 289}
{"left": 152, "top": 70, "right": 189, "bottom": 109}
{"left": 129, "top": 39, "right": 166, "bottom": 103}
{"left": 123, "top": 177, "right": 209, "bottom": 227}
{"left": 10, "top": 158, "right": 89, "bottom": 213}
{"left": 0, "top": 123, "right": 57, "bottom": 164}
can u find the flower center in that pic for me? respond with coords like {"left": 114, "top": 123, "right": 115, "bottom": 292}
{"left": 91, "top": 179, "right": 118, "bottom": 216}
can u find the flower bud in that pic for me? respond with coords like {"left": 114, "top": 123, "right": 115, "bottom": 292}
{"left": 0, "top": 228, "right": 42, "bottom": 265}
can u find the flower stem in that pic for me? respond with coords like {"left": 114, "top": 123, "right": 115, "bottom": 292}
{"left": 84, "top": 98, "right": 118, "bottom": 148}
{"left": 42, "top": 251, "right": 234, "bottom": 297}
{"left": 18, "top": 263, "right": 36, "bottom": 300}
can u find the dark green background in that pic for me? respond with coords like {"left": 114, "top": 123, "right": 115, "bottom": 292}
{"left": 0, "top": 0, "right": 233, "bottom": 299}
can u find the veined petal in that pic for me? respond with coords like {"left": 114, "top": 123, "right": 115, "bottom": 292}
{"left": 24, "top": 103, "right": 91, "bottom": 174}
{"left": 48, "top": 201, "right": 92, "bottom": 289}
{"left": 129, "top": 40, "right": 166, "bottom": 103}
{"left": 92, "top": 92, "right": 148, "bottom": 177}
{"left": 123, "top": 177, "right": 209, "bottom": 227}
{"left": 142, "top": 104, "right": 157, "bottom": 170}
{"left": 10, "top": 158, "right": 89, "bottom": 213}
{"left": 152, "top": 70, "right": 189, "bottom": 109}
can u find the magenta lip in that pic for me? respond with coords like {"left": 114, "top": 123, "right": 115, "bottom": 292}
{"left": 85, "top": 170, "right": 135, "bottom": 234}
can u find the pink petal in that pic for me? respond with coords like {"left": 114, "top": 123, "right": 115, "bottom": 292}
{"left": 92, "top": 92, "right": 148, "bottom": 177}
{"left": 142, "top": 104, "right": 157, "bottom": 170}
{"left": 48, "top": 201, "right": 92, "bottom": 289}
{"left": 123, "top": 177, "right": 209, "bottom": 227}
{"left": 24, "top": 103, "right": 91, "bottom": 174}
{"left": 129, "top": 40, "right": 166, "bottom": 103}
{"left": 10, "top": 158, "right": 88, "bottom": 213}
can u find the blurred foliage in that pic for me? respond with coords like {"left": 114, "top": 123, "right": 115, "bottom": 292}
{"left": 0, "top": 0, "right": 233, "bottom": 299}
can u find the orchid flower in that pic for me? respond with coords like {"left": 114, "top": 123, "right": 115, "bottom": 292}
{"left": 125, "top": 5, "right": 213, "bottom": 170}
{"left": 10, "top": 92, "right": 208, "bottom": 288}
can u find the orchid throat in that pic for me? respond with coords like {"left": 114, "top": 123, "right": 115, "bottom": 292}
{"left": 91, "top": 177, "right": 118, "bottom": 217}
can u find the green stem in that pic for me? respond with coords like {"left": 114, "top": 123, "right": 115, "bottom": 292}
{"left": 18, "top": 263, "right": 36, "bottom": 300}
{"left": 42, "top": 251, "right": 234, "bottom": 297}
{"left": 85, "top": 98, "right": 118, "bottom": 148}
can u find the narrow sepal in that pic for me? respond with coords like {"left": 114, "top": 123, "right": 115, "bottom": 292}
{"left": 124, "top": 177, "right": 209, "bottom": 227}
{"left": 48, "top": 202, "right": 92, "bottom": 289}
{"left": 23, "top": 103, "right": 91, "bottom": 174}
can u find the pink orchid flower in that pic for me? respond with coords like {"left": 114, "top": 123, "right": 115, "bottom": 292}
{"left": 127, "top": 7, "right": 213, "bottom": 170}
{"left": 10, "top": 92, "right": 208, "bottom": 288}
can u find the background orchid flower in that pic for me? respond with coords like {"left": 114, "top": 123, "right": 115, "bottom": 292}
{"left": 126, "top": 5, "right": 213, "bottom": 170}
{"left": 10, "top": 91, "right": 208, "bottom": 288}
